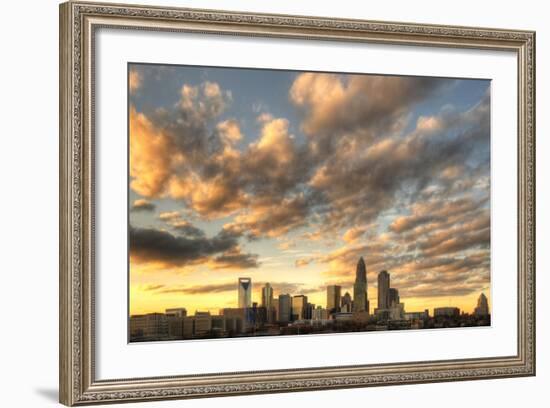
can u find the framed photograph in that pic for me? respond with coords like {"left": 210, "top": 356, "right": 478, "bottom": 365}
{"left": 59, "top": 1, "right": 536, "bottom": 405}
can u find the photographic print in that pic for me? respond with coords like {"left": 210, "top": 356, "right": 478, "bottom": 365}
{"left": 128, "top": 63, "right": 491, "bottom": 342}
{"left": 60, "top": 5, "right": 535, "bottom": 403}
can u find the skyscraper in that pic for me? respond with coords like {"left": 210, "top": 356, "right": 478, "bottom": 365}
{"left": 327, "top": 285, "right": 342, "bottom": 314}
{"left": 278, "top": 294, "right": 292, "bottom": 323}
{"left": 377, "top": 270, "right": 390, "bottom": 310}
{"left": 474, "top": 293, "right": 490, "bottom": 316}
{"left": 312, "top": 306, "right": 328, "bottom": 320}
{"left": 238, "top": 277, "right": 252, "bottom": 309}
{"left": 272, "top": 298, "right": 279, "bottom": 322}
{"left": 261, "top": 283, "right": 273, "bottom": 310}
{"left": 341, "top": 291, "right": 352, "bottom": 313}
{"left": 305, "top": 302, "right": 315, "bottom": 320}
{"left": 388, "top": 288, "right": 400, "bottom": 307}
{"left": 292, "top": 295, "right": 308, "bottom": 320}
{"left": 353, "top": 257, "right": 368, "bottom": 312}
{"left": 262, "top": 283, "right": 275, "bottom": 323}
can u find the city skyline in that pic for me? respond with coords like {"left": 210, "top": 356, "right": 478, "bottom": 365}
{"left": 131, "top": 257, "right": 491, "bottom": 317}
{"left": 137, "top": 268, "right": 490, "bottom": 318}
{"left": 131, "top": 264, "right": 491, "bottom": 316}
{"left": 129, "top": 64, "right": 491, "bottom": 319}
{"left": 129, "top": 262, "right": 491, "bottom": 342}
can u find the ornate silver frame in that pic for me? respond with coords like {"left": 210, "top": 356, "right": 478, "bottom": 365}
{"left": 59, "top": 1, "right": 536, "bottom": 405}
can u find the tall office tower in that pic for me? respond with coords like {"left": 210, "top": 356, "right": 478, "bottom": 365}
{"left": 388, "top": 288, "right": 400, "bottom": 307}
{"left": 327, "top": 285, "right": 342, "bottom": 314}
{"left": 305, "top": 303, "right": 315, "bottom": 320}
{"left": 262, "top": 283, "right": 274, "bottom": 323}
{"left": 278, "top": 294, "right": 292, "bottom": 323}
{"left": 272, "top": 298, "right": 279, "bottom": 321}
{"left": 261, "top": 283, "right": 274, "bottom": 309}
{"left": 238, "top": 277, "right": 252, "bottom": 309}
{"left": 474, "top": 293, "right": 490, "bottom": 316}
{"left": 377, "top": 270, "right": 390, "bottom": 309}
{"left": 341, "top": 292, "right": 352, "bottom": 313}
{"left": 353, "top": 257, "right": 368, "bottom": 312}
{"left": 292, "top": 295, "right": 308, "bottom": 320}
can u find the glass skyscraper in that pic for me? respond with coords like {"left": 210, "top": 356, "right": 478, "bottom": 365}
{"left": 238, "top": 277, "right": 252, "bottom": 309}
{"left": 353, "top": 257, "right": 368, "bottom": 312}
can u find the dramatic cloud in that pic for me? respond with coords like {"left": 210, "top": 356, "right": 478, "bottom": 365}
{"left": 129, "top": 106, "right": 176, "bottom": 198}
{"left": 128, "top": 68, "right": 491, "bottom": 307}
{"left": 289, "top": 73, "right": 448, "bottom": 142}
{"left": 305, "top": 90, "right": 490, "bottom": 233}
{"left": 131, "top": 198, "right": 155, "bottom": 212}
{"left": 313, "top": 196, "right": 490, "bottom": 298}
{"left": 130, "top": 79, "right": 314, "bottom": 228}
{"left": 129, "top": 226, "right": 259, "bottom": 270}
{"left": 225, "top": 194, "right": 311, "bottom": 239}
{"left": 129, "top": 80, "right": 234, "bottom": 204}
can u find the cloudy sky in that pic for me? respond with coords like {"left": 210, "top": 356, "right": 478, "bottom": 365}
{"left": 128, "top": 63, "right": 491, "bottom": 316}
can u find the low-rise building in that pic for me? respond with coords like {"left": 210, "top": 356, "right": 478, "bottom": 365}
{"left": 404, "top": 310, "right": 429, "bottom": 320}
{"left": 312, "top": 306, "right": 329, "bottom": 320}
{"left": 434, "top": 307, "right": 460, "bottom": 318}
{"left": 130, "top": 313, "right": 169, "bottom": 340}
{"left": 211, "top": 315, "right": 226, "bottom": 331}
{"left": 332, "top": 312, "right": 353, "bottom": 321}
{"left": 221, "top": 308, "right": 248, "bottom": 333}
{"left": 168, "top": 316, "right": 194, "bottom": 339}
{"left": 193, "top": 311, "right": 212, "bottom": 335}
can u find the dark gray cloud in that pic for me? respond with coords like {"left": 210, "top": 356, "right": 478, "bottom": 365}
{"left": 129, "top": 226, "right": 258, "bottom": 269}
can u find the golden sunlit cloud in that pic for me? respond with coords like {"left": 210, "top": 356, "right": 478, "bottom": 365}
{"left": 129, "top": 106, "right": 176, "bottom": 198}
{"left": 131, "top": 198, "right": 155, "bottom": 212}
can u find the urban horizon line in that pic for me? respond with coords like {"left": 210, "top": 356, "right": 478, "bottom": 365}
{"left": 129, "top": 257, "right": 490, "bottom": 342}
{"left": 131, "top": 257, "right": 490, "bottom": 318}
